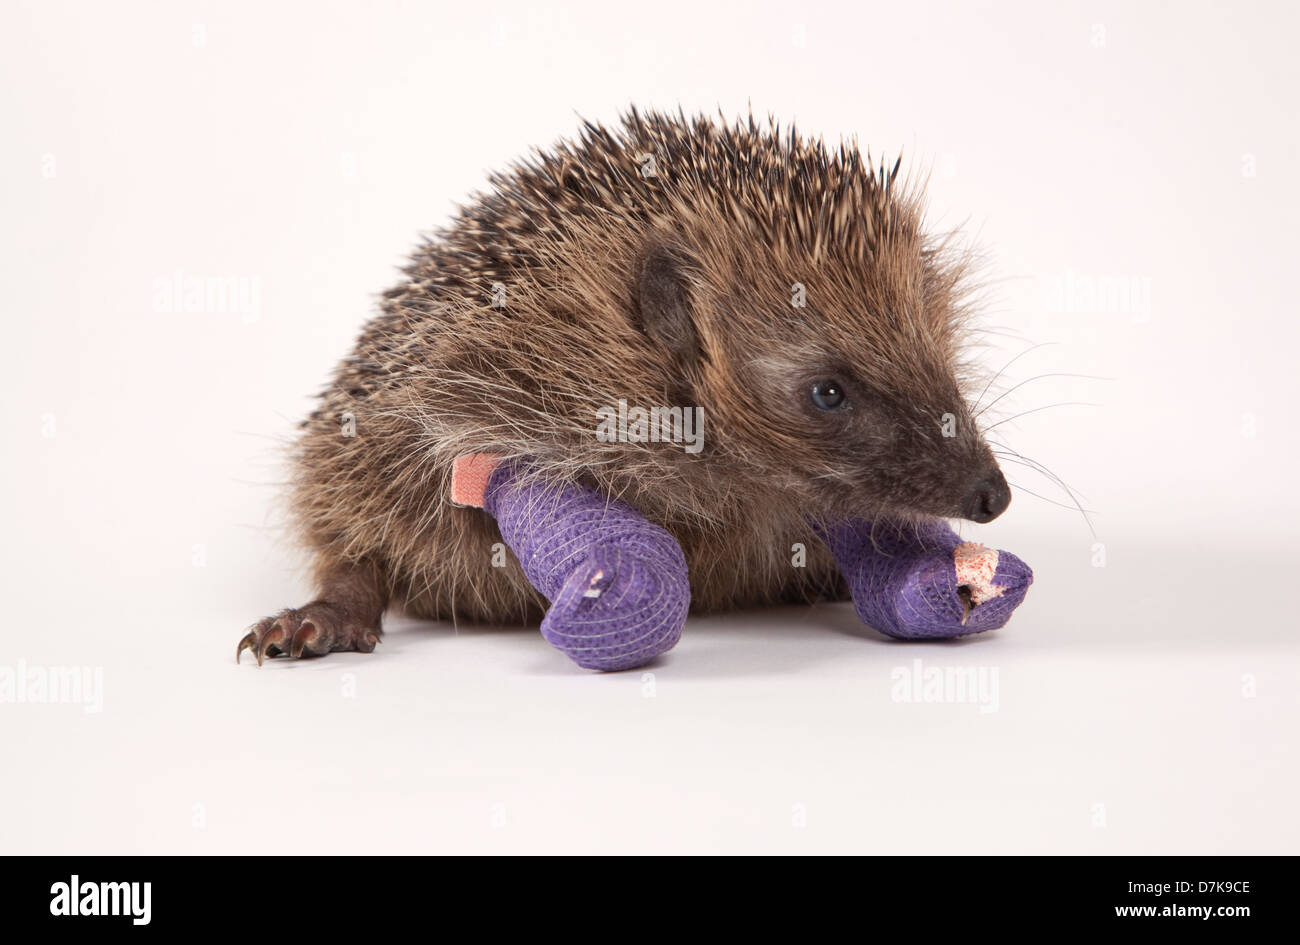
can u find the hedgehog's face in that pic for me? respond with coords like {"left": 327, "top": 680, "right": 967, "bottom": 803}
{"left": 761, "top": 355, "right": 1011, "bottom": 524}
{"left": 634, "top": 241, "right": 1011, "bottom": 524}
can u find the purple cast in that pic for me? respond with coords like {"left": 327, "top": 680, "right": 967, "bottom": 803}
{"left": 483, "top": 463, "right": 1032, "bottom": 670}
{"left": 483, "top": 463, "right": 689, "bottom": 671}
{"left": 813, "top": 518, "right": 1033, "bottom": 639}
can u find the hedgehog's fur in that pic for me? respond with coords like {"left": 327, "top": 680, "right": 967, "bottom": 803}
{"left": 258, "top": 107, "right": 1002, "bottom": 653}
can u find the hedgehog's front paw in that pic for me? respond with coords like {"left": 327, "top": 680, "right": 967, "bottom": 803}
{"left": 236, "top": 603, "right": 381, "bottom": 665}
{"left": 851, "top": 543, "right": 1033, "bottom": 640}
{"left": 540, "top": 544, "right": 689, "bottom": 671}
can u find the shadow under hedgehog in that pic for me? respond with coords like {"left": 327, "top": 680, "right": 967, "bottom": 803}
{"left": 238, "top": 108, "right": 1033, "bottom": 672}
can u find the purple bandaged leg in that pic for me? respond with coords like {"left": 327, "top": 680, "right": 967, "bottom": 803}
{"left": 482, "top": 463, "right": 690, "bottom": 671}
{"left": 815, "top": 518, "right": 1033, "bottom": 639}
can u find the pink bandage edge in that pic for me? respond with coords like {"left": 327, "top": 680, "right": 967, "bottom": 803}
{"left": 449, "top": 453, "right": 504, "bottom": 509}
{"left": 954, "top": 541, "right": 1005, "bottom": 605}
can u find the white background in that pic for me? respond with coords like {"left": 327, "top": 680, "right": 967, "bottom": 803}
{"left": 2, "top": 0, "right": 1296, "bottom": 853}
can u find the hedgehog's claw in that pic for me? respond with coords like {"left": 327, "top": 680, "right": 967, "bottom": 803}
{"left": 957, "top": 586, "right": 973, "bottom": 627}
{"left": 256, "top": 625, "right": 285, "bottom": 665}
{"left": 289, "top": 623, "right": 318, "bottom": 659}
{"left": 237, "top": 605, "right": 382, "bottom": 665}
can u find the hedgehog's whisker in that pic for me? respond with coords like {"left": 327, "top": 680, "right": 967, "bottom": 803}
{"left": 990, "top": 444, "right": 1090, "bottom": 502}
{"left": 974, "top": 373, "right": 1109, "bottom": 420}
{"left": 980, "top": 401, "right": 1099, "bottom": 435}
{"left": 991, "top": 447, "right": 1095, "bottom": 536}
{"left": 1004, "top": 479, "right": 1095, "bottom": 513}
{"left": 972, "top": 341, "right": 1057, "bottom": 415}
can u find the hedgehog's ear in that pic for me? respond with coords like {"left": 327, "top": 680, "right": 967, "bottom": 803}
{"left": 636, "top": 245, "right": 700, "bottom": 367}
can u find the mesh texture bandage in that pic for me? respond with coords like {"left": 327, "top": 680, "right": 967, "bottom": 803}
{"left": 467, "top": 457, "right": 1031, "bottom": 661}
{"left": 814, "top": 518, "right": 1033, "bottom": 639}
{"left": 482, "top": 463, "right": 689, "bottom": 671}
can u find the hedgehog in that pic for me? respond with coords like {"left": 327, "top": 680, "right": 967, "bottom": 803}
{"left": 237, "top": 107, "right": 1033, "bottom": 672}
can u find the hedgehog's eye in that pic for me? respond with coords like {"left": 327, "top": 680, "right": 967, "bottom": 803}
{"left": 810, "top": 380, "right": 847, "bottom": 411}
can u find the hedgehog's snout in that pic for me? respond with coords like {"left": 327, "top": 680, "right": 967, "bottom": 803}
{"left": 961, "top": 467, "right": 1012, "bottom": 523}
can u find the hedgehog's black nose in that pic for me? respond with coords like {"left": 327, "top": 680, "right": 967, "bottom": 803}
{"left": 962, "top": 470, "right": 1011, "bottom": 523}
